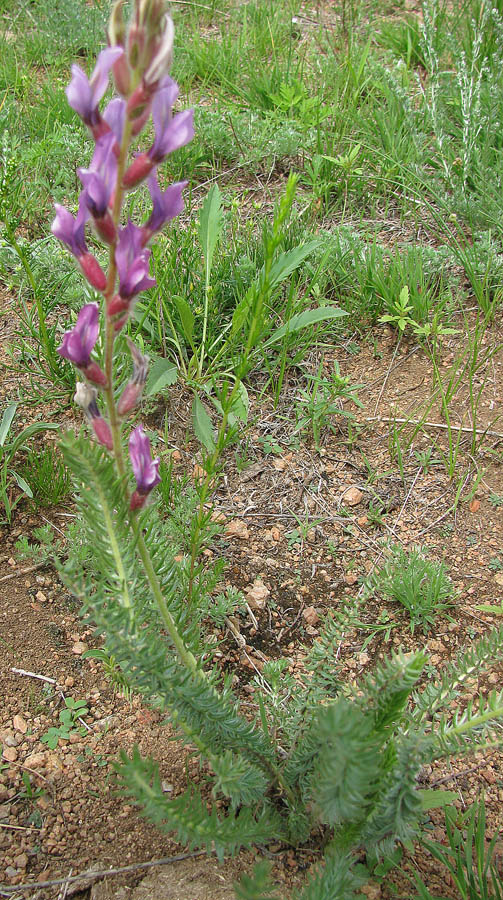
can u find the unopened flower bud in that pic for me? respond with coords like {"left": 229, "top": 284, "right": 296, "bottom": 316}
{"left": 74, "top": 383, "right": 113, "bottom": 450}
{"left": 145, "top": 15, "right": 174, "bottom": 86}
{"left": 92, "top": 417, "right": 114, "bottom": 450}
{"left": 113, "top": 55, "right": 132, "bottom": 97}
{"left": 130, "top": 489, "right": 146, "bottom": 510}
{"left": 117, "top": 339, "right": 148, "bottom": 416}
{"left": 123, "top": 152, "right": 154, "bottom": 188}
{"left": 128, "top": 23, "right": 145, "bottom": 70}
{"left": 93, "top": 210, "right": 116, "bottom": 244}
{"left": 108, "top": 0, "right": 127, "bottom": 47}
{"left": 79, "top": 252, "right": 108, "bottom": 291}
{"left": 81, "top": 360, "right": 108, "bottom": 387}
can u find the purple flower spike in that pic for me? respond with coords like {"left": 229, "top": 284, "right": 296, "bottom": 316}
{"left": 66, "top": 46, "right": 123, "bottom": 134}
{"left": 58, "top": 302, "right": 99, "bottom": 367}
{"left": 129, "top": 425, "right": 160, "bottom": 508}
{"left": 143, "top": 174, "right": 187, "bottom": 244}
{"left": 149, "top": 79, "right": 194, "bottom": 163}
{"left": 116, "top": 221, "right": 156, "bottom": 299}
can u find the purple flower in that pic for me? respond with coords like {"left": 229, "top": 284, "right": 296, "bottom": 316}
{"left": 58, "top": 302, "right": 99, "bottom": 367}
{"left": 116, "top": 221, "right": 156, "bottom": 299}
{"left": 66, "top": 47, "right": 123, "bottom": 130}
{"left": 103, "top": 98, "right": 126, "bottom": 146}
{"left": 78, "top": 133, "right": 117, "bottom": 219}
{"left": 58, "top": 303, "right": 107, "bottom": 386}
{"left": 52, "top": 194, "right": 89, "bottom": 258}
{"left": 143, "top": 174, "right": 187, "bottom": 243}
{"left": 129, "top": 425, "right": 160, "bottom": 506}
{"left": 122, "top": 78, "right": 194, "bottom": 188}
{"left": 149, "top": 78, "right": 194, "bottom": 163}
{"left": 51, "top": 195, "right": 108, "bottom": 290}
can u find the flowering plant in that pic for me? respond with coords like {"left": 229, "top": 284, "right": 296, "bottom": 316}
{"left": 53, "top": 4, "right": 503, "bottom": 898}
{"left": 53, "top": 0, "right": 194, "bottom": 513}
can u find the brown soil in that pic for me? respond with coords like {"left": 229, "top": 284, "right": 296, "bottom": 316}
{"left": 1, "top": 318, "right": 503, "bottom": 899}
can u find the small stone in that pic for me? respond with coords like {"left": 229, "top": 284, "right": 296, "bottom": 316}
{"left": 25, "top": 752, "right": 46, "bottom": 768}
{"left": 271, "top": 527, "right": 281, "bottom": 541}
{"left": 7, "top": 558, "right": 16, "bottom": 568}
{"left": 72, "top": 641, "right": 88, "bottom": 655}
{"left": 246, "top": 580, "right": 270, "bottom": 610}
{"left": 344, "top": 573, "right": 358, "bottom": 585}
{"left": 2, "top": 745, "right": 18, "bottom": 762}
{"left": 225, "top": 519, "right": 250, "bottom": 540}
{"left": 35, "top": 591, "right": 47, "bottom": 603}
{"left": 14, "top": 853, "right": 28, "bottom": 870}
{"left": 64, "top": 677, "right": 75, "bottom": 688}
{"left": 5, "top": 867, "right": 17, "bottom": 879}
{"left": 361, "top": 884, "right": 381, "bottom": 900}
{"left": 302, "top": 606, "right": 320, "bottom": 626}
{"left": 343, "top": 487, "right": 363, "bottom": 506}
{"left": 469, "top": 499, "right": 481, "bottom": 512}
{"left": 13, "top": 715, "right": 27, "bottom": 734}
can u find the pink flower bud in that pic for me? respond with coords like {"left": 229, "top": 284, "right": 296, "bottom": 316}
{"left": 130, "top": 103, "right": 153, "bottom": 136}
{"left": 107, "top": 293, "right": 129, "bottom": 315}
{"left": 79, "top": 252, "right": 107, "bottom": 291}
{"left": 93, "top": 211, "right": 116, "bottom": 244}
{"left": 123, "top": 153, "right": 154, "bottom": 188}
{"left": 127, "top": 83, "right": 151, "bottom": 116}
{"left": 90, "top": 118, "right": 113, "bottom": 142}
{"left": 117, "top": 382, "right": 141, "bottom": 416}
{"left": 113, "top": 55, "right": 132, "bottom": 97}
{"left": 74, "top": 382, "right": 113, "bottom": 451}
{"left": 92, "top": 416, "right": 114, "bottom": 450}
{"left": 128, "top": 23, "right": 145, "bottom": 69}
{"left": 81, "top": 360, "right": 108, "bottom": 387}
{"left": 130, "top": 489, "right": 146, "bottom": 510}
{"left": 117, "top": 339, "right": 148, "bottom": 416}
{"left": 107, "top": 294, "right": 131, "bottom": 332}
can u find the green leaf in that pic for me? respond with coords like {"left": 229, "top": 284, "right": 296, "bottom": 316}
{"left": 193, "top": 394, "right": 216, "bottom": 452}
{"left": 9, "top": 421, "right": 60, "bottom": 458}
{"left": 418, "top": 789, "right": 458, "bottom": 811}
{"left": 263, "top": 307, "right": 347, "bottom": 348}
{"left": 199, "top": 184, "right": 224, "bottom": 283}
{"left": 145, "top": 356, "right": 178, "bottom": 397}
{"left": 234, "top": 861, "right": 279, "bottom": 900}
{"left": 232, "top": 382, "right": 249, "bottom": 424}
{"left": 268, "top": 241, "right": 320, "bottom": 289}
{"left": 0, "top": 403, "right": 17, "bottom": 447}
{"left": 12, "top": 472, "right": 33, "bottom": 498}
{"left": 173, "top": 295, "right": 195, "bottom": 342}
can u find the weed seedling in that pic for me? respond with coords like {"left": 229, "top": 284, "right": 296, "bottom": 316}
{"left": 41, "top": 697, "right": 89, "bottom": 749}
{"left": 365, "top": 545, "right": 455, "bottom": 632}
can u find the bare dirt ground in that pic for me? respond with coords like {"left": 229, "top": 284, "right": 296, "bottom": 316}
{"left": 1, "top": 316, "right": 503, "bottom": 898}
